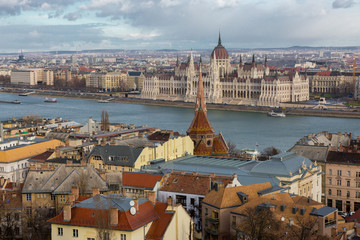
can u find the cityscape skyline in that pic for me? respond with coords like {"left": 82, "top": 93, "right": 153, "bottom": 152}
{"left": 0, "top": 0, "right": 360, "bottom": 53}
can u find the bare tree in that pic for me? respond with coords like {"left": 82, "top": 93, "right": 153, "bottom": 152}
{"left": 287, "top": 216, "right": 330, "bottom": 240}
{"left": 101, "top": 110, "right": 110, "bottom": 132}
{"left": 94, "top": 195, "right": 112, "bottom": 240}
{"left": 227, "top": 140, "right": 241, "bottom": 157}
{"left": 258, "top": 146, "right": 281, "bottom": 160}
{"left": 236, "top": 207, "right": 282, "bottom": 240}
{"left": 22, "top": 207, "right": 55, "bottom": 240}
{"left": 75, "top": 171, "right": 90, "bottom": 196}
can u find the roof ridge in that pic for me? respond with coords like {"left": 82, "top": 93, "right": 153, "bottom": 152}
{"left": 40, "top": 164, "right": 66, "bottom": 191}
{"left": 53, "top": 169, "right": 80, "bottom": 192}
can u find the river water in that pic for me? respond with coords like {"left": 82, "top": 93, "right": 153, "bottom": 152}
{"left": 0, "top": 93, "right": 359, "bottom": 152}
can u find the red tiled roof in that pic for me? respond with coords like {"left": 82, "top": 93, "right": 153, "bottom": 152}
{"left": 194, "top": 140, "right": 213, "bottom": 156}
{"left": 123, "top": 172, "right": 163, "bottom": 189}
{"left": 316, "top": 71, "right": 332, "bottom": 76}
{"left": 47, "top": 201, "right": 158, "bottom": 231}
{"left": 187, "top": 110, "right": 215, "bottom": 135}
{"left": 160, "top": 172, "right": 233, "bottom": 195}
{"left": 145, "top": 202, "right": 174, "bottom": 240}
{"left": 212, "top": 134, "right": 229, "bottom": 156}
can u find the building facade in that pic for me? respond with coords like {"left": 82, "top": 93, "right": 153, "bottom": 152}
{"left": 11, "top": 68, "right": 54, "bottom": 86}
{"left": 86, "top": 72, "right": 127, "bottom": 92}
{"left": 141, "top": 35, "right": 309, "bottom": 106}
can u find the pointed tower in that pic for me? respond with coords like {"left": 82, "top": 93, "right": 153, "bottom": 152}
{"left": 264, "top": 55, "right": 268, "bottom": 68}
{"left": 187, "top": 65, "right": 229, "bottom": 156}
{"left": 239, "top": 55, "right": 243, "bottom": 68}
{"left": 252, "top": 54, "right": 256, "bottom": 67}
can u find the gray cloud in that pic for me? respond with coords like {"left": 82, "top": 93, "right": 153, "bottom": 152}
{"left": 63, "top": 12, "right": 81, "bottom": 21}
{"left": 332, "top": 0, "right": 356, "bottom": 8}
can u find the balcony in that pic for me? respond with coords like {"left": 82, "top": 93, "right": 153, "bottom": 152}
{"left": 205, "top": 227, "right": 219, "bottom": 236}
{"left": 206, "top": 216, "right": 219, "bottom": 225}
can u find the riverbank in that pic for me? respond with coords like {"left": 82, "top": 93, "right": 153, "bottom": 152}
{"left": 1, "top": 87, "right": 360, "bottom": 118}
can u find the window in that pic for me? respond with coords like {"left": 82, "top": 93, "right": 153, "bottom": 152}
{"left": 328, "top": 179, "right": 332, "bottom": 185}
{"left": 338, "top": 170, "right": 342, "bottom": 176}
{"left": 337, "top": 190, "right": 342, "bottom": 196}
{"left": 347, "top": 191, "right": 350, "bottom": 198}
{"left": 73, "top": 229, "right": 78, "bottom": 237}
{"left": 121, "top": 234, "right": 127, "bottom": 240}
{"left": 104, "top": 232, "right": 109, "bottom": 240}
{"left": 26, "top": 206, "right": 32, "bottom": 217}
{"left": 357, "top": 182, "right": 360, "bottom": 188}
{"left": 357, "top": 192, "right": 360, "bottom": 199}
{"left": 15, "top": 227, "right": 20, "bottom": 235}
{"left": 232, "top": 216, "right": 236, "bottom": 226}
{"left": 87, "top": 238, "right": 95, "bottom": 240}
{"left": 337, "top": 180, "right": 342, "bottom": 186}
{"left": 213, "top": 211, "right": 219, "bottom": 219}
{"left": 14, "top": 213, "right": 19, "bottom": 221}
{"left": 357, "top": 172, "right": 360, "bottom": 178}
{"left": 348, "top": 171, "right": 351, "bottom": 176}
{"left": 205, "top": 208, "right": 208, "bottom": 216}
{"left": 58, "top": 227, "right": 63, "bottom": 236}
{"left": 26, "top": 194, "right": 31, "bottom": 201}
{"left": 51, "top": 194, "right": 55, "bottom": 201}
{"left": 347, "top": 181, "right": 351, "bottom": 187}
{"left": 329, "top": 169, "right": 332, "bottom": 175}
{"left": 328, "top": 189, "right": 332, "bottom": 195}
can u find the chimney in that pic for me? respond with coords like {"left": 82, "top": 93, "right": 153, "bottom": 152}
{"left": 167, "top": 196, "right": 173, "bottom": 207}
{"left": 66, "top": 160, "right": 73, "bottom": 165}
{"left": 209, "top": 173, "right": 216, "bottom": 178}
{"left": 72, "top": 186, "right": 79, "bottom": 200}
{"left": 331, "top": 226, "right": 337, "bottom": 237}
{"left": 180, "top": 170, "right": 186, "bottom": 175}
{"left": 148, "top": 191, "right": 156, "bottom": 205}
{"left": 92, "top": 187, "right": 100, "bottom": 197}
{"left": 134, "top": 198, "right": 139, "bottom": 212}
{"left": 192, "top": 171, "right": 198, "bottom": 176}
{"left": 109, "top": 207, "right": 119, "bottom": 226}
{"left": 0, "top": 177, "right": 5, "bottom": 187}
{"left": 63, "top": 203, "right": 72, "bottom": 222}
{"left": 68, "top": 194, "right": 75, "bottom": 205}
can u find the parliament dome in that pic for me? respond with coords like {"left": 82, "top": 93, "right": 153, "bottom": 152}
{"left": 211, "top": 33, "right": 229, "bottom": 59}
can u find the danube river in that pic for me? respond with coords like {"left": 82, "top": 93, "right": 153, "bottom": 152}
{"left": 1, "top": 93, "right": 359, "bottom": 152}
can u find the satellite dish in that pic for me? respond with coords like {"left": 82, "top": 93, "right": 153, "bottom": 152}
{"left": 129, "top": 200, "right": 135, "bottom": 207}
{"left": 130, "top": 207, "right": 136, "bottom": 215}
{"left": 281, "top": 217, "right": 285, "bottom": 222}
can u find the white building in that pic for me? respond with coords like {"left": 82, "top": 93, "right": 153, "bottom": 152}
{"left": 11, "top": 68, "right": 54, "bottom": 86}
{"left": 141, "top": 34, "right": 309, "bottom": 106}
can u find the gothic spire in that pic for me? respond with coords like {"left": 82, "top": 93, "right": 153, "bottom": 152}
{"left": 264, "top": 55, "right": 268, "bottom": 68}
{"left": 239, "top": 54, "right": 242, "bottom": 67}
{"left": 218, "top": 31, "right": 222, "bottom": 46}
{"left": 176, "top": 55, "right": 179, "bottom": 66}
{"left": 252, "top": 54, "right": 255, "bottom": 67}
{"left": 195, "top": 65, "right": 206, "bottom": 112}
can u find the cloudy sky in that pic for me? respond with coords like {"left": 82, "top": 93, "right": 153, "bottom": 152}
{"left": 0, "top": 0, "right": 359, "bottom": 53}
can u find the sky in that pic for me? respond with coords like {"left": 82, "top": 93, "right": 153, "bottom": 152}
{"left": 0, "top": 0, "right": 359, "bottom": 53}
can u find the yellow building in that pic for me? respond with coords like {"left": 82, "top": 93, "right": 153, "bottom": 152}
{"left": 88, "top": 134, "right": 194, "bottom": 172}
{"left": 48, "top": 194, "right": 193, "bottom": 240}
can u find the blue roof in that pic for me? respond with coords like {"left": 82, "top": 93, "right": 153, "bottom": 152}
{"left": 74, "top": 194, "right": 147, "bottom": 211}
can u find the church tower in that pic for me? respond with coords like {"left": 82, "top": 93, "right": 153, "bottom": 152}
{"left": 187, "top": 64, "right": 229, "bottom": 156}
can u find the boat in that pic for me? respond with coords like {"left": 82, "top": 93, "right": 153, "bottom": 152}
{"left": 44, "top": 98, "right": 57, "bottom": 103}
{"left": 97, "top": 98, "right": 114, "bottom": 103}
{"left": 267, "top": 110, "right": 286, "bottom": 117}
{"left": 0, "top": 100, "right": 21, "bottom": 104}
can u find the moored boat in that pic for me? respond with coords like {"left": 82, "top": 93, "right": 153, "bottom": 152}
{"left": 44, "top": 97, "right": 57, "bottom": 103}
{"left": 267, "top": 110, "right": 286, "bottom": 117}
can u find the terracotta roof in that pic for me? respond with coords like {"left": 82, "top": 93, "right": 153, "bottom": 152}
{"left": 48, "top": 200, "right": 158, "bottom": 231}
{"left": 315, "top": 71, "right": 332, "bottom": 76}
{"left": 326, "top": 151, "right": 360, "bottom": 164}
{"left": 160, "top": 172, "right": 233, "bottom": 195}
{"left": 212, "top": 133, "right": 229, "bottom": 156}
{"left": 187, "top": 110, "right": 215, "bottom": 135}
{"left": 123, "top": 172, "right": 163, "bottom": 189}
{"left": 28, "top": 150, "right": 54, "bottom": 162}
{"left": 194, "top": 140, "right": 213, "bottom": 156}
{"left": 145, "top": 202, "right": 174, "bottom": 240}
{"left": 203, "top": 182, "right": 272, "bottom": 208}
